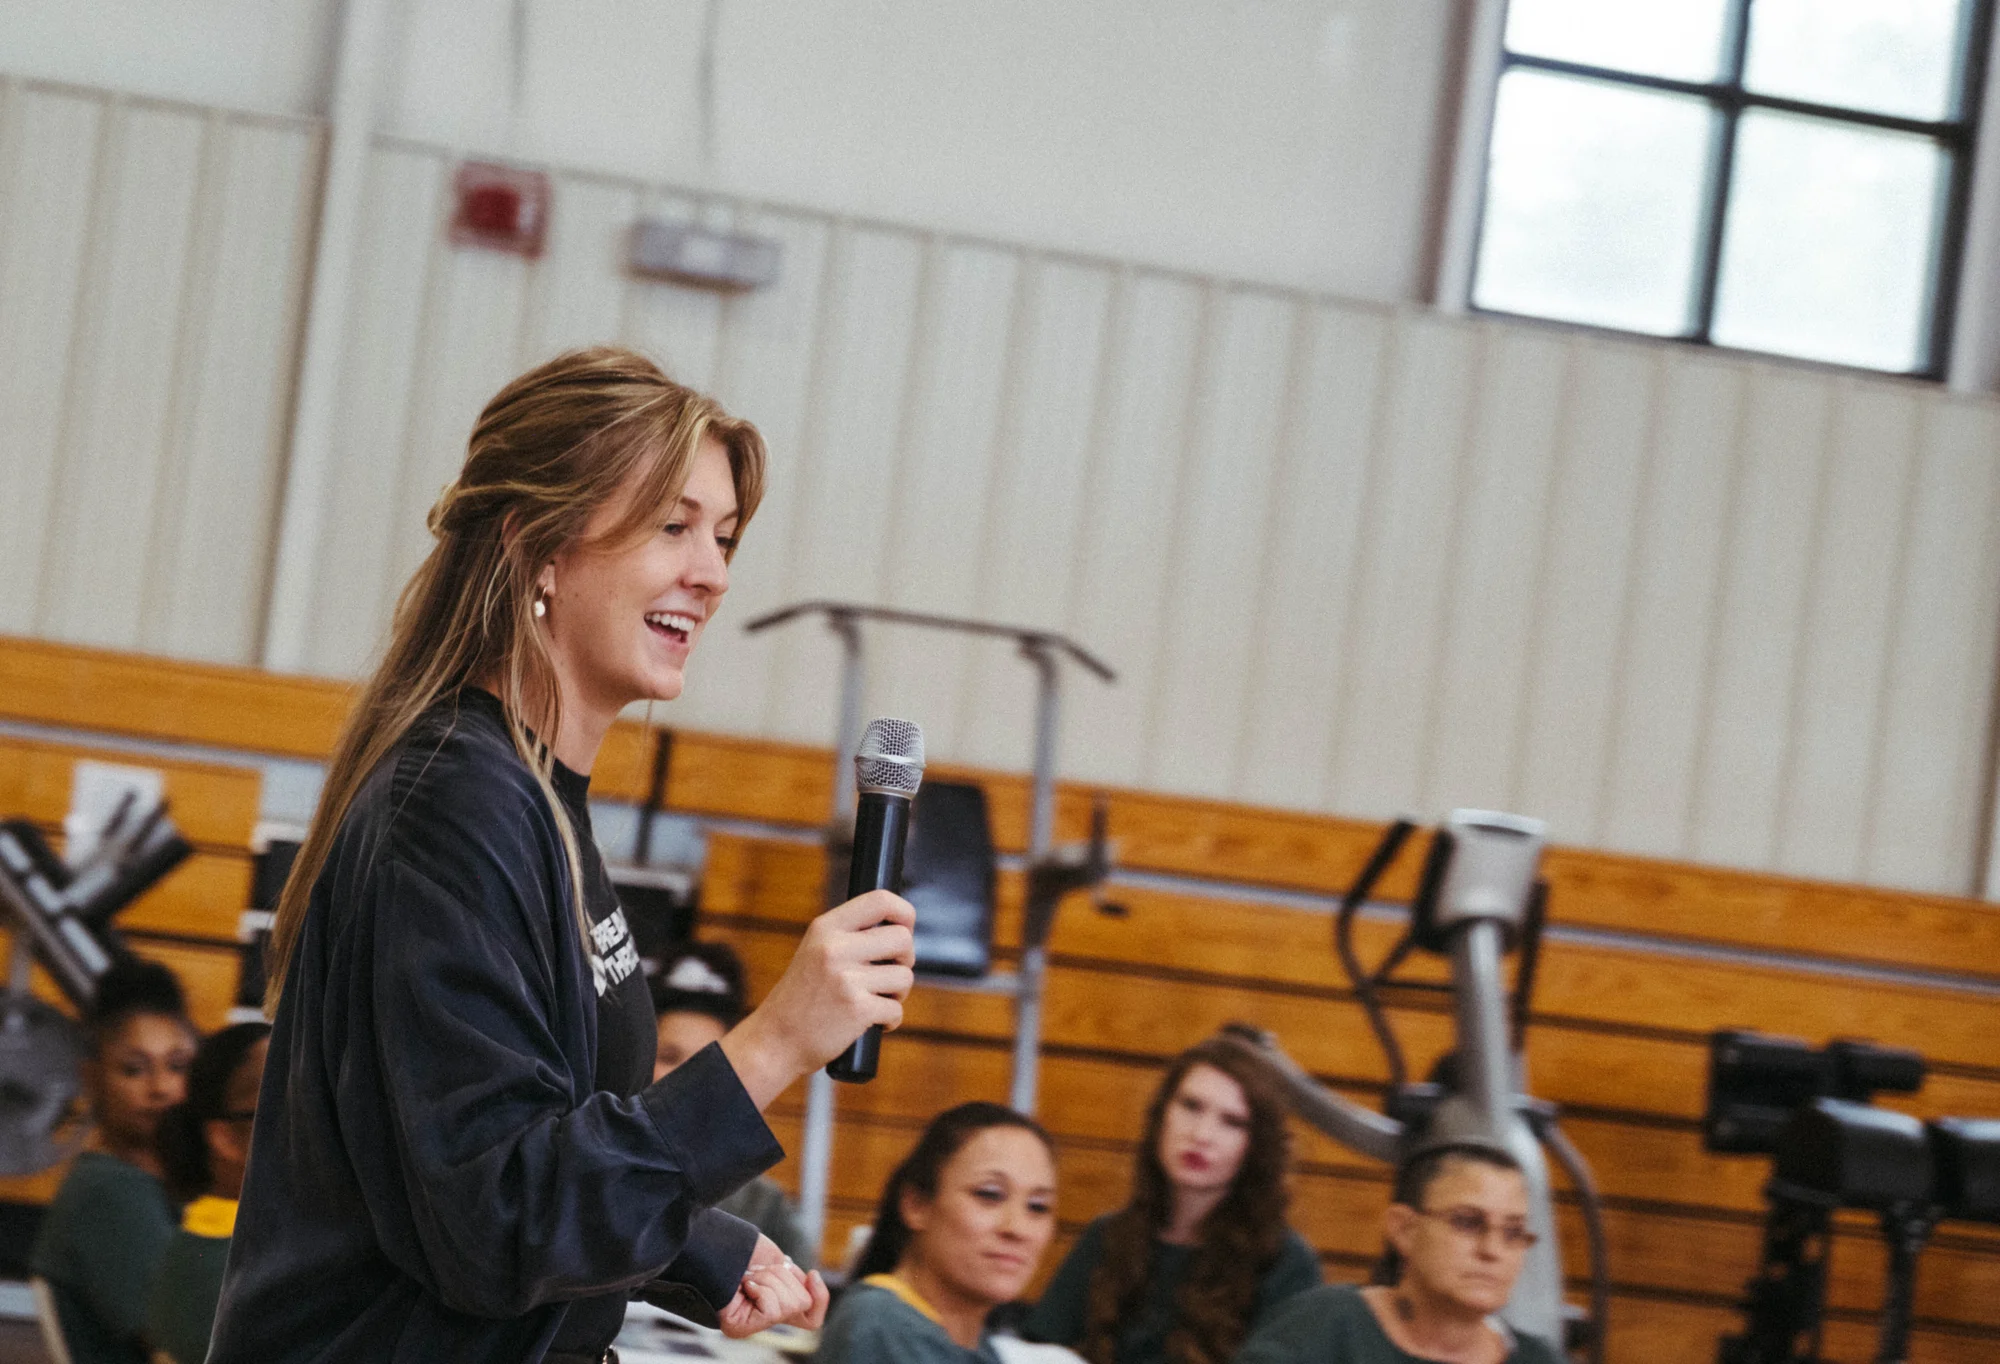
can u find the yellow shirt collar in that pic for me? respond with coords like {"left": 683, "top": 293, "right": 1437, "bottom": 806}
{"left": 181, "top": 1195, "right": 238, "bottom": 1239}
{"left": 861, "top": 1273, "right": 944, "bottom": 1326}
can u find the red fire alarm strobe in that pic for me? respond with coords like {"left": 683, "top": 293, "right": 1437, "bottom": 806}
{"left": 450, "top": 161, "right": 551, "bottom": 258}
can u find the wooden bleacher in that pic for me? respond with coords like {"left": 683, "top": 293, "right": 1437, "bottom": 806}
{"left": 2, "top": 634, "right": 1997, "bottom": 1362}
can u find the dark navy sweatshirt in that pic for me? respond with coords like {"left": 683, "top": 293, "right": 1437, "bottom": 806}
{"left": 210, "top": 688, "right": 779, "bottom": 1363}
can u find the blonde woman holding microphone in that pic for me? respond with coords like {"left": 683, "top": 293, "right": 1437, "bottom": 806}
{"left": 210, "top": 348, "right": 916, "bottom": 1364}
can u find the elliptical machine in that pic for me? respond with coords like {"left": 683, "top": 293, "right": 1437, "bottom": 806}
{"left": 0, "top": 791, "right": 193, "bottom": 1174}
{"left": 1221, "top": 810, "right": 1611, "bottom": 1361}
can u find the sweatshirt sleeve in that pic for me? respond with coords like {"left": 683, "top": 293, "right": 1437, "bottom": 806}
{"left": 351, "top": 856, "right": 782, "bottom": 1318}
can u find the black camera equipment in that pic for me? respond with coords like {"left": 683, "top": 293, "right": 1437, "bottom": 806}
{"left": 1705, "top": 1031, "right": 2000, "bottom": 1364}
{"left": 0, "top": 795, "right": 192, "bottom": 1174}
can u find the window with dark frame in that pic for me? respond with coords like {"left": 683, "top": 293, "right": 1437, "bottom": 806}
{"left": 1468, "top": 0, "right": 1994, "bottom": 377}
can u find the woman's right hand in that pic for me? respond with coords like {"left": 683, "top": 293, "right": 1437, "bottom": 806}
{"left": 720, "top": 889, "right": 916, "bottom": 1108}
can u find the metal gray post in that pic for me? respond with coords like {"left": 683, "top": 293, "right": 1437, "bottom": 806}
{"left": 796, "top": 612, "right": 866, "bottom": 1261}
{"left": 1442, "top": 919, "right": 1564, "bottom": 1345}
{"left": 1451, "top": 921, "right": 1514, "bottom": 1121}
{"left": 1009, "top": 643, "right": 1061, "bottom": 1115}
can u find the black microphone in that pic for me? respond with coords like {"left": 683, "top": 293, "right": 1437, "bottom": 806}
{"left": 827, "top": 717, "right": 925, "bottom": 1084}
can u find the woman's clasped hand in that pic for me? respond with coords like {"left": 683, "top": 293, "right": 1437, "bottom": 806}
{"left": 716, "top": 1234, "right": 831, "bottom": 1338}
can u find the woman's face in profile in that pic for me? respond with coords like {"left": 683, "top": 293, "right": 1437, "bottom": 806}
{"left": 204, "top": 1037, "right": 269, "bottom": 1199}
{"left": 94, "top": 1012, "right": 195, "bottom": 1149}
{"left": 542, "top": 438, "right": 739, "bottom": 714}
{"left": 1157, "top": 1062, "right": 1253, "bottom": 1200}
{"left": 902, "top": 1126, "right": 1057, "bottom": 1308}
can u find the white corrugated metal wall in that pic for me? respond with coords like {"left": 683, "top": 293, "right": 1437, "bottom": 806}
{"left": 0, "top": 80, "right": 320, "bottom": 663}
{"left": 4, "top": 76, "right": 1999, "bottom": 896}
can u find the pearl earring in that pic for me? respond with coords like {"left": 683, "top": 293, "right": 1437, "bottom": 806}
{"left": 533, "top": 596, "right": 547, "bottom": 619}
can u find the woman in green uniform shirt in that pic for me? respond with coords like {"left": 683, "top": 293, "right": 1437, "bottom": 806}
{"left": 29, "top": 960, "right": 197, "bottom": 1364}
{"left": 1023, "top": 1038, "right": 1319, "bottom": 1364}
{"left": 1233, "top": 1144, "right": 1564, "bottom": 1364}
{"left": 815, "top": 1103, "right": 1059, "bottom": 1363}
{"left": 144, "top": 1021, "right": 270, "bottom": 1364}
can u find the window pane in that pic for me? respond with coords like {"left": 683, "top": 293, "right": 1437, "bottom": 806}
{"left": 1505, "top": 0, "right": 1732, "bottom": 81}
{"left": 1474, "top": 71, "right": 1714, "bottom": 335}
{"left": 1744, "top": 0, "right": 1966, "bottom": 121}
{"left": 1712, "top": 112, "right": 1946, "bottom": 371}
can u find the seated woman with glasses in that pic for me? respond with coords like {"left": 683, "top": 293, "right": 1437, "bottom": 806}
{"left": 1234, "top": 1144, "right": 1563, "bottom": 1364}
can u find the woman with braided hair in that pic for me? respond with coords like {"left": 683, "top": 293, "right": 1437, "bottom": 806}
{"left": 1023, "top": 1038, "right": 1320, "bottom": 1364}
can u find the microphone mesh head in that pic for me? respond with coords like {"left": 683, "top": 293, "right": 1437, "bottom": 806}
{"left": 855, "top": 718, "right": 925, "bottom": 797}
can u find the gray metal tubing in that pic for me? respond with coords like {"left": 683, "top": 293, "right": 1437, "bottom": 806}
{"left": 1009, "top": 945, "right": 1049, "bottom": 1114}
{"left": 1451, "top": 921, "right": 1515, "bottom": 1121}
{"left": 829, "top": 613, "right": 865, "bottom": 821}
{"left": 1010, "top": 643, "right": 1062, "bottom": 1114}
{"left": 1222, "top": 1033, "right": 1403, "bottom": 1162}
{"left": 797, "top": 612, "right": 868, "bottom": 1258}
{"left": 1433, "top": 921, "right": 1563, "bottom": 1346}
{"left": 797, "top": 1069, "right": 836, "bottom": 1257}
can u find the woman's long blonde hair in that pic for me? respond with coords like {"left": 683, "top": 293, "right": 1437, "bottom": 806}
{"left": 264, "top": 347, "right": 765, "bottom": 1010}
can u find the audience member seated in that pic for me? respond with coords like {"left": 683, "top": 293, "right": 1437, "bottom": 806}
{"left": 815, "top": 1102, "right": 1059, "bottom": 1363}
{"left": 144, "top": 1021, "right": 271, "bottom": 1364}
{"left": 30, "top": 960, "right": 197, "bottom": 1364}
{"left": 651, "top": 941, "right": 815, "bottom": 1265}
{"left": 1233, "top": 1144, "right": 1563, "bottom": 1364}
{"left": 1024, "top": 1037, "right": 1319, "bottom": 1364}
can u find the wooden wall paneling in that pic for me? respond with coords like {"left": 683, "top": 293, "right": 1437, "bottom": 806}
{"left": 1539, "top": 846, "right": 2000, "bottom": 981}
{"left": 1140, "top": 287, "right": 1300, "bottom": 798}
{"left": 954, "top": 258, "right": 1115, "bottom": 773}
{"left": 302, "top": 146, "right": 447, "bottom": 678}
{"left": 697, "top": 826, "right": 2000, "bottom": 1097}
{"left": 868, "top": 238, "right": 1021, "bottom": 761}
{"left": 1870, "top": 397, "right": 2000, "bottom": 894}
{"left": 1417, "top": 323, "right": 1569, "bottom": 816}
{"left": 683, "top": 753, "right": 2000, "bottom": 983}
{"left": 0, "top": 927, "right": 244, "bottom": 1042}
{"left": 0, "top": 84, "right": 104, "bottom": 638}
{"left": 385, "top": 173, "right": 534, "bottom": 615}
{"left": 1599, "top": 1301, "right": 1740, "bottom": 1364}
{"left": 36, "top": 102, "right": 206, "bottom": 650}
{"left": 1234, "top": 302, "right": 1392, "bottom": 810}
{"left": 103, "top": 854, "right": 252, "bottom": 943}
{"left": 619, "top": 189, "right": 724, "bottom": 390}
{"left": 1687, "top": 365, "right": 1834, "bottom": 871}
{"left": 1326, "top": 313, "right": 1483, "bottom": 819}
{"left": 672, "top": 208, "right": 833, "bottom": 740}
{"left": 0, "top": 734, "right": 259, "bottom": 848}
{"left": 120, "top": 936, "right": 241, "bottom": 1030}
{"left": 144, "top": 117, "right": 320, "bottom": 665}
{"left": 1815, "top": 1321, "right": 1998, "bottom": 1364}
{"left": 1513, "top": 339, "right": 1660, "bottom": 841}
{"left": 0, "top": 635, "right": 351, "bottom": 758}
{"left": 1059, "top": 272, "right": 1208, "bottom": 788}
{"left": 0, "top": 733, "right": 261, "bottom": 942}
{"left": 1597, "top": 355, "right": 1745, "bottom": 862}
{"left": 664, "top": 729, "right": 831, "bottom": 826}
{"left": 1773, "top": 380, "right": 1921, "bottom": 882}
{"left": 518, "top": 173, "right": 640, "bottom": 368}
{"left": 758, "top": 223, "right": 924, "bottom": 747}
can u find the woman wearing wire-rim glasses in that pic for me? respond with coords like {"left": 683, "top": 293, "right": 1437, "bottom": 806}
{"left": 1235, "top": 1145, "right": 1564, "bottom": 1364}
